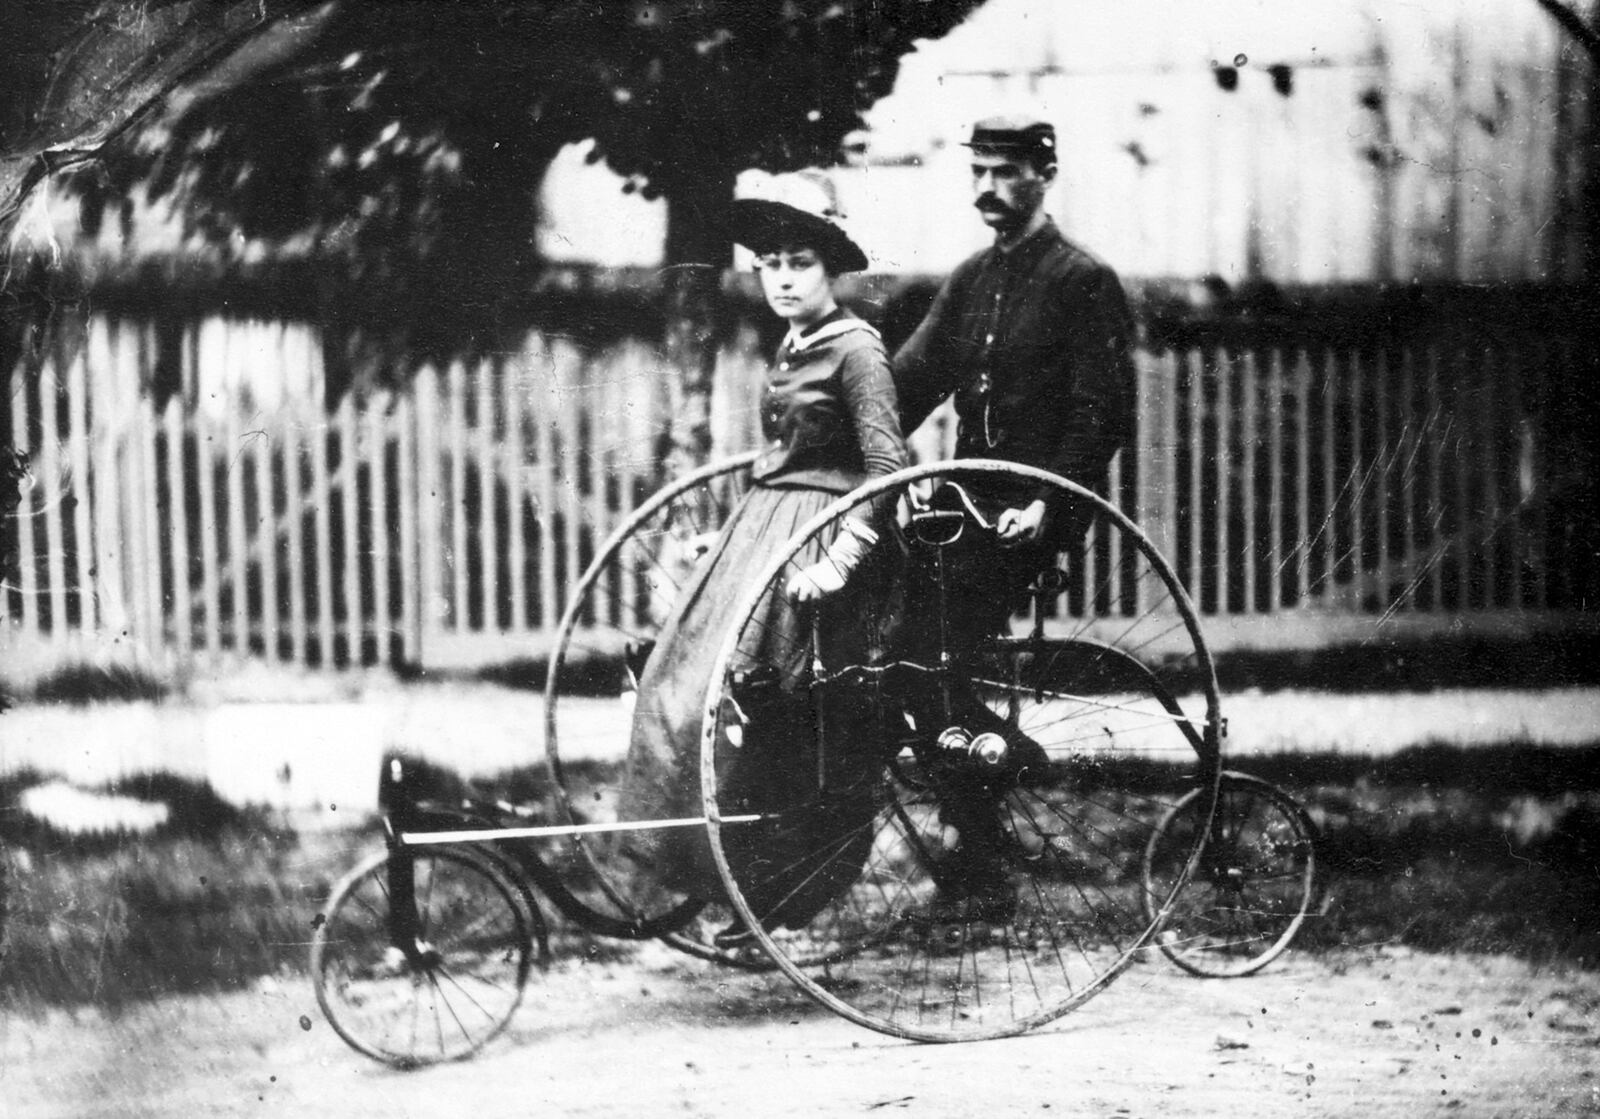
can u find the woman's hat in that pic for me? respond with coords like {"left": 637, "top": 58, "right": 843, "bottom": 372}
{"left": 726, "top": 169, "right": 869, "bottom": 274}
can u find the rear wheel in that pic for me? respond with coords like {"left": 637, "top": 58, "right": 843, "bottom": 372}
{"left": 1143, "top": 772, "right": 1318, "bottom": 977}
{"left": 543, "top": 453, "right": 756, "bottom": 957}
{"left": 701, "top": 460, "right": 1224, "bottom": 1041}
{"left": 311, "top": 847, "right": 542, "bottom": 1067}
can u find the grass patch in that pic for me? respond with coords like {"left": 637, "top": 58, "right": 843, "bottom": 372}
{"left": 1253, "top": 743, "right": 1600, "bottom": 966}
{"left": 1, "top": 660, "right": 173, "bottom": 707}
{"left": 1212, "top": 633, "right": 1600, "bottom": 693}
{"left": 0, "top": 772, "right": 365, "bottom": 1014}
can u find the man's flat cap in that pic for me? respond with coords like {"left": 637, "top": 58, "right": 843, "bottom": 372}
{"left": 963, "top": 114, "right": 1057, "bottom": 162}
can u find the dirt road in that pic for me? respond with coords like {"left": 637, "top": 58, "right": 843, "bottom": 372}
{"left": 4, "top": 944, "right": 1595, "bottom": 1118}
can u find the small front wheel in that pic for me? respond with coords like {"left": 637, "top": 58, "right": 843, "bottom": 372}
{"left": 311, "top": 847, "right": 543, "bottom": 1067}
{"left": 1143, "top": 772, "right": 1319, "bottom": 977}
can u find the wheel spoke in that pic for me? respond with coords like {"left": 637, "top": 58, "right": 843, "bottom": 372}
{"left": 703, "top": 462, "right": 1223, "bottom": 1041}
{"left": 1143, "top": 774, "right": 1317, "bottom": 977}
{"left": 311, "top": 849, "right": 535, "bottom": 1066}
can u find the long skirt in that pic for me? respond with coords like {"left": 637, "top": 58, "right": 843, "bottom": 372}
{"left": 617, "top": 483, "right": 892, "bottom": 924}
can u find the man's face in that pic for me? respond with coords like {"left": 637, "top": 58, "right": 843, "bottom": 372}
{"left": 970, "top": 150, "right": 1052, "bottom": 234}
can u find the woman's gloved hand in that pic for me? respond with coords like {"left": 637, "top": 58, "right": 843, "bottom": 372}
{"left": 786, "top": 518, "right": 878, "bottom": 603}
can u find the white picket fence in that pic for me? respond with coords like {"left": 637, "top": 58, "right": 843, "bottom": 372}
{"left": 4, "top": 312, "right": 1595, "bottom": 671}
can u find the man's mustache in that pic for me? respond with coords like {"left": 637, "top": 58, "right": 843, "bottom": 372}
{"left": 975, "top": 194, "right": 1013, "bottom": 214}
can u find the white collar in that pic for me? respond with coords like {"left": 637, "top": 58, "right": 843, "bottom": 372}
{"left": 782, "top": 317, "right": 880, "bottom": 354}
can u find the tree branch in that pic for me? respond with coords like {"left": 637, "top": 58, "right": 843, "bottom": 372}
{"left": 1532, "top": 0, "right": 1600, "bottom": 62}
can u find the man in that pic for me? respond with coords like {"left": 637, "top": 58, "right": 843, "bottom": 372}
{"left": 894, "top": 112, "right": 1137, "bottom": 625}
{"left": 895, "top": 112, "right": 1136, "bottom": 539}
{"left": 891, "top": 114, "right": 1139, "bottom": 916}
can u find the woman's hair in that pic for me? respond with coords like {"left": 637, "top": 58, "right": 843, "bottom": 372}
{"left": 750, "top": 238, "right": 839, "bottom": 276}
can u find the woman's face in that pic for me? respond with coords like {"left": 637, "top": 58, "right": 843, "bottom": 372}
{"left": 755, "top": 245, "right": 836, "bottom": 328}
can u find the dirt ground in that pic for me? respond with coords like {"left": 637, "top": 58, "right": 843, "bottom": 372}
{"left": 3, "top": 943, "right": 1596, "bottom": 1119}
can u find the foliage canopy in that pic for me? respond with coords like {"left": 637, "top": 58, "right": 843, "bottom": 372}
{"left": 3, "top": 1, "right": 986, "bottom": 351}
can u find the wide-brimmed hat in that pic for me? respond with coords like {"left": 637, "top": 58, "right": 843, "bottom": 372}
{"left": 725, "top": 170, "right": 869, "bottom": 274}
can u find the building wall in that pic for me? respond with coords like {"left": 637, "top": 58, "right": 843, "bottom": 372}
{"left": 539, "top": 0, "right": 1592, "bottom": 284}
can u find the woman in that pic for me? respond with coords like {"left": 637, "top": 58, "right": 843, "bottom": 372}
{"left": 617, "top": 170, "right": 907, "bottom": 943}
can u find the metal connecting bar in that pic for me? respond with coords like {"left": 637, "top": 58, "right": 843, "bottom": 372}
{"left": 399, "top": 813, "right": 764, "bottom": 846}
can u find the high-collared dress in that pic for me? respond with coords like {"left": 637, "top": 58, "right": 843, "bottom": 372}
{"left": 619, "top": 308, "right": 907, "bottom": 919}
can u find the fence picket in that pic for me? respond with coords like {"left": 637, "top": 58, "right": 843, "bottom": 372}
{"left": 1504, "top": 342, "right": 1524, "bottom": 611}
{"left": 1240, "top": 349, "right": 1259, "bottom": 614}
{"left": 283, "top": 411, "right": 306, "bottom": 664}
{"left": 447, "top": 361, "right": 468, "bottom": 633}
{"left": 225, "top": 401, "right": 248, "bottom": 654}
{"left": 1452, "top": 346, "right": 1472, "bottom": 609}
{"left": 1398, "top": 348, "right": 1417, "bottom": 613}
{"left": 39, "top": 357, "right": 67, "bottom": 638}
{"left": 504, "top": 358, "right": 526, "bottom": 631}
{"left": 1293, "top": 350, "right": 1312, "bottom": 606}
{"left": 8, "top": 355, "right": 37, "bottom": 635}
{"left": 1424, "top": 343, "right": 1445, "bottom": 610}
{"left": 1185, "top": 348, "right": 1204, "bottom": 599}
{"left": 588, "top": 358, "right": 610, "bottom": 626}
{"left": 369, "top": 393, "right": 391, "bottom": 659}
{"left": 338, "top": 394, "right": 361, "bottom": 662}
{"left": 67, "top": 348, "right": 94, "bottom": 630}
{"left": 397, "top": 391, "right": 419, "bottom": 663}
{"left": 1348, "top": 350, "right": 1365, "bottom": 611}
{"left": 415, "top": 366, "right": 443, "bottom": 653}
{"left": 1479, "top": 348, "right": 1500, "bottom": 608}
{"left": 1320, "top": 348, "right": 1338, "bottom": 603}
{"left": 139, "top": 382, "right": 164, "bottom": 656}
{"left": 1215, "top": 346, "right": 1232, "bottom": 614}
{"left": 196, "top": 408, "right": 221, "bottom": 655}
{"left": 164, "top": 398, "right": 192, "bottom": 657}
{"left": 311, "top": 402, "right": 334, "bottom": 665}
{"left": 255, "top": 412, "right": 279, "bottom": 660}
{"left": 1515, "top": 341, "right": 1541, "bottom": 609}
{"left": 533, "top": 350, "right": 558, "bottom": 634}
{"left": 476, "top": 361, "right": 498, "bottom": 632}
{"left": 555, "top": 342, "right": 584, "bottom": 630}
{"left": 1266, "top": 350, "right": 1285, "bottom": 611}
{"left": 1374, "top": 349, "right": 1392, "bottom": 613}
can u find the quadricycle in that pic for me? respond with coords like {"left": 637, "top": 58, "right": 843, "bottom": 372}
{"left": 309, "top": 456, "right": 1320, "bottom": 1066}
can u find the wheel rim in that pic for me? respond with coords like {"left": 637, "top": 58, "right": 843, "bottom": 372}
{"left": 543, "top": 452, "right": 758, "bottom": 959}
{"left": 700, "top": 461, "right": 1224, "bottom": 1041}
{"left": 1144, "top": 773, "right": 1317, "bottom": 977}
{"left": 311, "top": 848, "right": 536, "bottom": 1067}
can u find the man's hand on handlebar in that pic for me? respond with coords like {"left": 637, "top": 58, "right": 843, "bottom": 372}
{"left": 995, "top": 499, "right": 1049, "bottom": 546}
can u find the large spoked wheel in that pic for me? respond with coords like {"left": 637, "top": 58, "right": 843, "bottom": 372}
{"left": 311, "top": 846, "right": 544, "bottom": 1068}
{"left": 1142, "top": 772, "right": 1318, "bottom": 978}
{"left": 544, "top": 452, "right": 757, "bottom": 959}
{"left": 700, "top": 461, "right": 1224, "bottom": 1042}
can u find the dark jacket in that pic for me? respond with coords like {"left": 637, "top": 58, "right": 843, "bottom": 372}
{"left": 754, "top": 309, "right": 907, "bottom": 500}
{"left": 893, "top": 218, "right": 1136, "bottom": 504}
